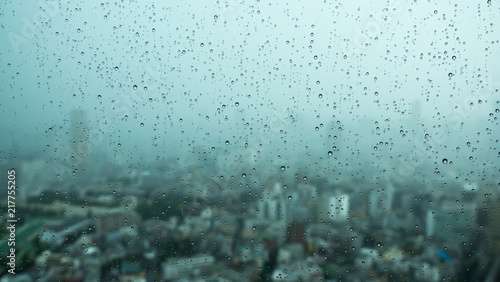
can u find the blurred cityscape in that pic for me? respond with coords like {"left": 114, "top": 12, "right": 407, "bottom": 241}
{"left": 0, "top": 152, "right": 499, "bottom": 282}
{"left": 1, "top": 0, "right": 499, "bottom": 281}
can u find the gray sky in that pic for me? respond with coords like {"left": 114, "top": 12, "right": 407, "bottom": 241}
{"left": 1, "top": 0, "right": 498, "bottom": 183}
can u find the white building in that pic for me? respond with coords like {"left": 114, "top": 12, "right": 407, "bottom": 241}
{"left": 257, "top": 182, "right": 289, "bottom": 223}
{"left": 39, "top": 218, "right": 94, "bottom": 248}
{"left": 328, "top": 194, "right": 350, "bottom": 222}
{"left": 162, "top": 254, "right": 215, "bottom": 280}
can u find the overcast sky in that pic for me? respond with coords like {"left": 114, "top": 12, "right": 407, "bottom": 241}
{"left": 1, "top": 1, "right": 498, "bottom": 184}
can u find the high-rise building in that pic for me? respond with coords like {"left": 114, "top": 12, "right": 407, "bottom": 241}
{"left": 426, "top": 201, "right": 476, "bottom": 244}
{"left": 327, "top": 194, "right": 350, "bottom": 222}
{"left": 368, "top": 182, "right": 395, "bottom": 223}
{"left": 70, "top": 109, "right": 90, "bottom": 168}
{"left": 257, "top": 182, "right": 289, "bottom": 223}
{"left": 485, "top": 201, "right": 500, "bottom": 254}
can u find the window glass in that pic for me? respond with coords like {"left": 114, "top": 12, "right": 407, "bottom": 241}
{"left": 0, "top": 1, "right": 499, "bottom": 281}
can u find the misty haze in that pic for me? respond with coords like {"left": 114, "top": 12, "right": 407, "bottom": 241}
{"left": 0, "top": 1, "right": 499, "bottom": 281}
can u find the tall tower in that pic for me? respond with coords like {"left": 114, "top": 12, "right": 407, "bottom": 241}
{"left": 485, "top": 200, "right": 500, "bottom": 254}
{"left": 70, "top": 109, "right": 90, "bottom": 173}
{"left": 257, "top": 182, "right": 289, "bottom": 224}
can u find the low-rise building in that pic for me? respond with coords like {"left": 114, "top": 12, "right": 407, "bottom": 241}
{"left": 162, "top": 254, "right": 215, "bottom": 280}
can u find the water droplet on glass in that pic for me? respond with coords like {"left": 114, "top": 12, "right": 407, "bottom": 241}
{"left": 328, "top": 151, "right": 333, "bottom": 156}
{"left": 280, "top": 166, "right": 285, "bottom": 171}
{"left": 442, "top": 158, "right": 448, "bottom": 164}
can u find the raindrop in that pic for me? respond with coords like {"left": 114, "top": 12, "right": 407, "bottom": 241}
{"left": 328, "top": 151, "right": 333, "bottom": 156}
{"left": 140, "top": 123, "right": 144, "bottom": 127}
{"left": 280, "top": 166, "right": 285, "bottom": 171}
{"left": 442, "top": 158, "right": 448, "bottom": 164}
{"left": 97, "top": 94, "right": 102, "bottom": 99}
{"left": 225, "top": 140, "right": 229, "bottom": 145}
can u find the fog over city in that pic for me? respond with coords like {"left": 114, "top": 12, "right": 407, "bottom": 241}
{"left": 0, "top": 1, "right": 499, "bottom": 281}
{"left": 2, "top": 1, "right": 498, "bottom": 183}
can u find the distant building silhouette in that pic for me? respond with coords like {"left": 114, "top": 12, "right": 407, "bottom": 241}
{"left": 70, "top": 109, "right": 89, "bottom": 158}
{"left": 70, "top": 109, "right": 90, "bottom": 176}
